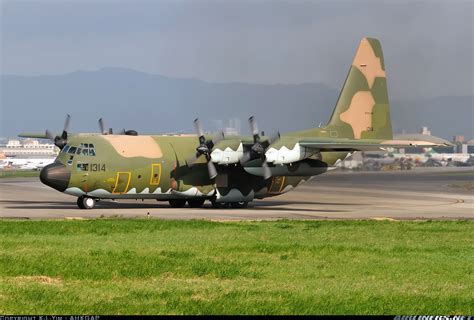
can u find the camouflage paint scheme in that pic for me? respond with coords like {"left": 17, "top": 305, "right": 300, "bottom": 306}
{"left": 30, "top": 38, "right": 444, "bottom": 205}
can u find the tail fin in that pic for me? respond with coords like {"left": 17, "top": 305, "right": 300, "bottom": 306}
{"left": 327, "top": 37, "right": 392, "bottom": 140}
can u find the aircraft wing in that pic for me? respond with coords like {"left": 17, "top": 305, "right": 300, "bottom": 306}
{"left": 298, "top": 138, "right": 452, "bottom": 152}
{"left": 18, "top": 132, "right": 50, "bottom": 139}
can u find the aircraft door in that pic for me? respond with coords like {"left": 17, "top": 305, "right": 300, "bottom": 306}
{"left": 150, "top": 164, "right": 162, "bottom": 186}
{"left": 113, "top": 172, "right": 131, "bottom": 194}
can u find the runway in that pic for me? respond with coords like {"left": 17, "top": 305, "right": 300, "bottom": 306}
{"left": 0, "top": 168, "right": 472, "bottom": 220}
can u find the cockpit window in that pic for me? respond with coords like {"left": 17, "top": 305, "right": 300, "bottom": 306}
{"left": 65, "top": 144, "right": 96, "bottom": 156}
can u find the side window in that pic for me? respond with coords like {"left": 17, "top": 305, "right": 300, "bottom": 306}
{"left": 76, "top": 163, "right": 89, "bottom": 171}
{"left": 89, "top": 149, "right": 96, "bottom": 156}
{"left": 76, "top": 148, "right": 82, "bottom": 155}
{"left": 62, "top": 145, "right": 70, "bottom": 153}
{"left": 68, "top": 147, "right": 77, "bottom": 154}
{"left": 82, "top": 148, "right": 89, "bottom": 156}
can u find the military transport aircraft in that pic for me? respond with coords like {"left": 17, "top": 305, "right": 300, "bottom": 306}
{"left": 20, "top": 38, "right": 447, "bottom": 209}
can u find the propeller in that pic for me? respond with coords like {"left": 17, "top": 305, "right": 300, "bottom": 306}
{"left": 187, "top": 118, "right": 224, "bottom": 179}
{"left": 98, "top": 118, "right": 106, "bottom": 134}
{"left": 240, "top": 116, "right": 280, "bottom": 180}
{"left": 45, "top": 114, "right": 71, "bottom": 150}
{"left": 98, "top": 118, "right": 141, "bottom": 136}
{"left": 98, "top": 118, "right": 120, "bottom": 135}
{"left": 98, "top": 118, "right": 113, "bottom": 135}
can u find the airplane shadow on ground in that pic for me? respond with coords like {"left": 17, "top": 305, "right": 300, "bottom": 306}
{"left": 249, "top": 206, "right": 347, "bottom": 213}
{"left": 253, "top": 200, "right": 365, "bottom": 206}
{"left": 0, "top": 199, "right": 354, "bottom": 213}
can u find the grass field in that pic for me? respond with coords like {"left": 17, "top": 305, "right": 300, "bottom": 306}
{"left": 0, "top": 170, "right": 40, "bottom": 178}
{"left": 0, "top": 219, "right": 472, "bottom": 315}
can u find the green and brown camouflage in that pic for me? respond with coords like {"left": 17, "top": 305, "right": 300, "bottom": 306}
{"left": 28, "top": 38, "right": 447, "bottom": 209}
{"left": 291, "top": 37, "right": 391, "bottom": 140}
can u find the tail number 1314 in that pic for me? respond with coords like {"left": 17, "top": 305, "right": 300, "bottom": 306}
{"left": 91, "top": 163, "right": 106, "bottom": 172}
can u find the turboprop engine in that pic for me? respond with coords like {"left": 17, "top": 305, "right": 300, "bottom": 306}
{"left": 210, "top": 141, "right": 244, "bottom": 165}
{"left": 265, "top": 143, "right": 314, "bottom": 165}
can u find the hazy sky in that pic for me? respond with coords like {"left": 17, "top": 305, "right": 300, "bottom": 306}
{"left": 1, "top": 0, "right": 473, "bottom": 99}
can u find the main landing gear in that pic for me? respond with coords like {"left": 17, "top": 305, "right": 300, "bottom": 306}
{"left": 210, "top": 200, "right": 248, "bottom": 209}
{"left": 167, "top": 199, "right": 249, "bottom": 209}
{"left": 188, "top": 199, "right": 206, "bottom": 208}
{"left": 77, "top": 196, "right": 96, "bottom": 209}
{"left": 168, "top": 199, "right": 206, "bottom": 208}
{"left": 75, "top": 197, "right": 249, "bottom": 210}
{"left": 169, "top": 199, "right": 187, "bottom": 208}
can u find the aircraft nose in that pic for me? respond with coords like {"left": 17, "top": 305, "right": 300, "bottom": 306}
{"left": 40, "top": 162, "right": 70, "bottom": 192}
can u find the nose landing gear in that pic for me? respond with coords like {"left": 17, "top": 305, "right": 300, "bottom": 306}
{"left": 77, "top": 196, "right": 96, "bottom": 209}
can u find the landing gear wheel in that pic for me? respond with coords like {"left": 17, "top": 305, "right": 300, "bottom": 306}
{"left": 188, "top": 199, "right": 205, "bottom": 208}
{"left": 211, "top": 201, "right": 229, "bottom": 209}
{"left": 230, "top": 201, "right": 248, "bottom": 209}
{"left": 169, "top": 199, "right": 186, "bottom": 208}
{"left": 77, "top": 196, "right": 96, "bottom": 209}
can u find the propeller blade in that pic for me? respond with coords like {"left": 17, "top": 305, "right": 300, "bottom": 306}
{"left": 212, "top": 131, "right": 225, "bottom": 145}
{"left": 58, "top": 114, "right": 71, "bottom": 140}
{"left": 186, "top": 154, "right": 200, "bottom": 167}
{"left": 191, "top": 118, "right": 219, "bottom": 178}
{"left": 45, "top": 129, "right": 55, "bottom": 140}
{"left": 242, "top": 116, "right": 278, "bottom": 178}
{"left": 194, "top": 118, "right": 204, "bottom": 137}
{"left": 207, "top": 161, "right": 218, "bottom": 179}
{"left": 239, "top": 151, "right": 252, "bottom": 165}
{"left": 261, "top": 160, "right": 272, "bottom": 180}
{"left": 98, "top": 118, "right": 106, "bottom": 135}
{"left": 268, "top": 131, "right": 281, "bottom": 145}
{"left": 248, "top": 116, "right": 260, "bottom": 140}
{"left": 63, "top": 114, "right": 71, "bottom": 133}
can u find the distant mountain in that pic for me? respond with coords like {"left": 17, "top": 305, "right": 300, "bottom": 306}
{"left": 1, "top": 68, "right": 472, "bottom": 140}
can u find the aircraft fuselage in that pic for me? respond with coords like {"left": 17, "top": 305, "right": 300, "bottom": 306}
{"left": 41, "top": 134, "right": 346, "bottom": 206}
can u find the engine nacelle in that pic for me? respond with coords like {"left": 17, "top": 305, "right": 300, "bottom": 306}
{"left": 265, "top": 143, "right": 313, "bottom": 164}
{"left": 211, "top": 143, "right": 244, "bottom": 165}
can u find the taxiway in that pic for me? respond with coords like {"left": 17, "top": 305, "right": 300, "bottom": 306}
{"left": 0, "top": 168, "right": 472, "bottom": 220}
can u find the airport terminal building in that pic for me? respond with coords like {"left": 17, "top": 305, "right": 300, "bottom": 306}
{"left": 0, "top": 139, "right": 58, "bottom": 158}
